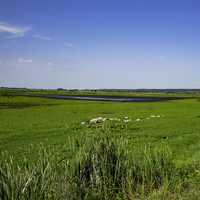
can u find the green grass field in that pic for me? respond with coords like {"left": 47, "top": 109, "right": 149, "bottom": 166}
{"left": 1, "top": 95, "right": 200, "bottom": 160}
{"left": 1, "top": 93, "right": 200, "bottom": 199}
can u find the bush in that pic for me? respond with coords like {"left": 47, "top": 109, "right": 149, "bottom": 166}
{"left": 0, "top": 89, "right": 10, "bottom": 96}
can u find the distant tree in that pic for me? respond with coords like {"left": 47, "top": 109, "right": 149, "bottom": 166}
{"left": 0, "top": 88, "right": 10, "bottom": 96}
{"left": 57, "top": 88, "right": 64, "bottom": 91}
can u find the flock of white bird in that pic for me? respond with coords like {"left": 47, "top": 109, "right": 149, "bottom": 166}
{"left": 81, "top": 114, "right": 164, "bottom": 125}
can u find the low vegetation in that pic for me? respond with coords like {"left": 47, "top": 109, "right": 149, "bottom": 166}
{"left": 1, "top": 87, "right": 200, "bottom": 98}
{"left": 1, "top": 133, "right": 200, "bottom": 200}
{"left": 1, "top": 89, "right": 200, "bottom": 199}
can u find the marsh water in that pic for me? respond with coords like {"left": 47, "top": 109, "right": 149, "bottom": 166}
{"left": 27, "top": 94, "right": 187, "bottom": 102}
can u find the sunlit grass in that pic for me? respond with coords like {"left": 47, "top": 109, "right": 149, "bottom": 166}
{"left": 1, "top": 133, "right": 200, "bottom": 200}
{"left": 1, "top": 93, "right": 200, "bottom": 199}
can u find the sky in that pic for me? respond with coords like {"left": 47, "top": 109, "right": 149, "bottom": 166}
{"left": 0, "top": 0, "right": 200, "bottom": 89}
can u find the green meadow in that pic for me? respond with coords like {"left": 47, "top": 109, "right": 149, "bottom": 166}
{"left": 1, "top": 95, "right": 200, "bottom": 159}
{"left": 1, "top": 92, "right": 200, "bottom": 199}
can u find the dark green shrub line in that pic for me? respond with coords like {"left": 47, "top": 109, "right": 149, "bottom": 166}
{"left": 0, "top": 134, "right": 200, "bottom": 200}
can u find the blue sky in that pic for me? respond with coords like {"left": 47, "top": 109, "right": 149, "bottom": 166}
{"left": 0, "top": 0, "right": 200, "bottom": 89}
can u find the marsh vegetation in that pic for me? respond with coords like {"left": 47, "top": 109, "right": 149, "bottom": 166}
{"left": 1, "top": 89, "right": 200, "bottom": 199}
{"left": 1, "top": 133, "right": 200, "bottom": 200}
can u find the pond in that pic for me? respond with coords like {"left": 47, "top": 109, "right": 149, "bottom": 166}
{"left": 26, "top": 94, "right": 188, "bottom": 102}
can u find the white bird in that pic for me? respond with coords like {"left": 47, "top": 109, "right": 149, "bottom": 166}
{"left": 89, "top": 117, "right": 104, "bottom": 124}
{"left": 123, "top": 119, "right": 131, "bottom": 123}
{"left": 109, "top": 118, "right": 121, "bottom": 121}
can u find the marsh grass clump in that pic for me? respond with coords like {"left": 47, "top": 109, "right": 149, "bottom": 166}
{"left": 71, "top": 136, "right": 127, "bottom": 199}
{"left": 0, "top": 148, "right": 64, "bottom": 200}
{"left": 124, "top": 145, "right": 176, "bottom": 198}
{"left": 1, "top": 133, "right": 200, "bottom": 200}
{"left": 70, "top": 136, "right": 176, "bottom": 199}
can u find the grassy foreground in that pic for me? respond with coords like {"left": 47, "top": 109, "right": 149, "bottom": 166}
{"left": 1, "top": 93, "right": 200, "bottom": 199}
{"left": 1, "top": 133, "right": 200, "bottom": 200}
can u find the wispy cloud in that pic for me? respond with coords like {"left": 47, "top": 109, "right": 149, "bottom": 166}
{"left": 0, "top": 22, "right": 31, "bottom": 38}
{"left": 5, "top": 34, "right": 25, "bottom": 39}
{"left": 64, "top": 42, "right": 73, "bottom": 47}
{"left": 18, "top": 58, "right": 33, "bottom": 63}
{"left": 33, "top": 34, "right": 52, "bottom": 41}
{"left": 159, "top": 56, "right": 166, "bottom": 62}
{"left": 47, "top": 62, "right": 54, "bottom": 66}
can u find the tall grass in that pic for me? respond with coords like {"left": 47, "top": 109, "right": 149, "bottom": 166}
{"left": 0, "top": 133, "right": 200, "bottom": 200}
